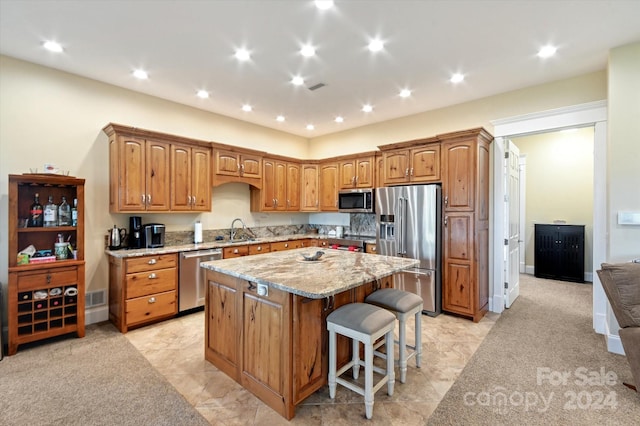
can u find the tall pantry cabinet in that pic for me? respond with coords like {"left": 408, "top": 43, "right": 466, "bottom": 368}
{"left": 7, "top": 174, "right": 86, "bottom": 355}
{"left": 440, "top": 128, "right": 492, "bottom": 322}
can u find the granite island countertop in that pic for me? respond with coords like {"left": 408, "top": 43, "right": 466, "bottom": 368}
{"left": 200, "top": 247, "right": 418, "bottom": 299}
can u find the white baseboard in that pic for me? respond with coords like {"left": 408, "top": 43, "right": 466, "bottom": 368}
{"left": 524, "top": 265, "right": 593, "bottom": 282}
{"left": 594, "top": 312, "right": 607, "bottom": 335}
{"left": 604, "top": 320, "right": 625, "bottom": 355}
{"left": 85, "top": 306, "right": 109, "bottom": 325}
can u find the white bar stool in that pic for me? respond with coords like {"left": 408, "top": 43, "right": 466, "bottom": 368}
{"left": 365, "top": 288, "right": 423, "bottom": 383}
{"left": 327, "top": 302, "right": 396, "bottom": 420}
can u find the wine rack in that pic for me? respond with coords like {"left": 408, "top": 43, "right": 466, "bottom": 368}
{"left": 8, "top": 174, "right": 85, "bottom": 355}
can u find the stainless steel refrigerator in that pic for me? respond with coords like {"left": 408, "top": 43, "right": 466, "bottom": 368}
{"left": 376, "top": 184, "right": 442, "bottom": 316}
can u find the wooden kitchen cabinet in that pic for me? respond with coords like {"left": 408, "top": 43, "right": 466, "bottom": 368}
{"left": 300, "top": 163, "right": 319, "bottom": 211}
{"left": 213, "top": 147, "right": 263, "bottom": 187}
{"left": 104, "top": 123, "right": 212, "bottom": 213}
{"left": 319, "top": 162, "right": 339, "bottom": 211}
{"left": 338, "top": 155, "right": 375, "bottom": 189}
{"left": 250, "top": 158, "right": 300, "bottom": 212}
{"left": 441, "top": 128, "right": 492, "bottom": 322}
{"left": 8, "top": 174, "right": 86, "bottom": 355}
{"left": 206, "top": 270, "right": 240, "bottom": 380}
{"left": 108, "top": 253, "right": 178, "bottom": 332}
{"left": 170, "top": 143, "right": 211, "bottom": 211}
{"left": 381, "top": 144, "right": 440, "bottom": 185}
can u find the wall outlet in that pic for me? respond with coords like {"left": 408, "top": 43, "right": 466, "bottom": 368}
{"left": 257, "top": 284, "right": 268, "bottom": 297}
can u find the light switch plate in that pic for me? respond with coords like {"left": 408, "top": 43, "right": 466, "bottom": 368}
{"left": 618, "top": 211, "right": 640, "bottom": 225}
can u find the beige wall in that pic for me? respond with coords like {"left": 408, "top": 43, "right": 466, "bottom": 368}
{"left": 512, "top": 128, "right": 595, "bottom": 274}
{"left": 0, "top": 53, "right": 610, "bottom": 314}
{"left": 607, "top": 42, "right": 640, "bottom": 262}
{"left": 308, "top": 71, "right": 607, "bottom": 158}
{"left": 0, "top": 55, "right": 309, "bottom": 294}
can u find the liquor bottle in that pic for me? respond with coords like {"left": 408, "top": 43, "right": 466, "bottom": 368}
{"left": 71, "top": 198, "right": 78, "bottom": 227}
{"left": 29, "top": 192, "right": 44, "bottom": 227}
{"left": 43, "top": 195, "right": 58, "bottom": 227}
{"left": 58, "top": 196, "right": 72, "bottom": 226}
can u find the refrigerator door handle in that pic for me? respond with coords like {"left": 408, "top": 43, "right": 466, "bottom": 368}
{"left": 396, "top": 197, "right": 404, "bottom": 256}
{"left": 402, "top": 197, "right": 408, "bottom": 255}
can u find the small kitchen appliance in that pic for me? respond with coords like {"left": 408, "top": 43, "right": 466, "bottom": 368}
{"left": 128, "top": 216, "right": 142, "bottom": 249}
{"left": 109, "top": 225, "right": 126, "bottom": 250}
{"left": 338, "top": 188, "right": 374, "bottom": 213}
{"left": 142, "top": 223, "right": 165, "bottom": 248}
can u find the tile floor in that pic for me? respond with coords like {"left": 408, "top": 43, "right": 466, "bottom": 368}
{"left": 125, "top": 308, "right": 498, "bottom": 425}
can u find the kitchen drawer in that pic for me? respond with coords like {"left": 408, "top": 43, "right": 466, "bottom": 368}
{"left": 125, "top": 290, "right": 177, "bottom": 326}
{"left": 125, "top": 254, "right": 177, "bottom": 274}
{"left": 224, "top": 245, "right": 249, "bottom": 258}
{"left": 270, "top": 241, "right": 301, "bottom": 251}
{"left": 249, "top": 243, "right": 271, "bottom": 255}
{"left": 126, "top": 268, "right": 177, "bottom": 299}
{"left": 17, "top": 267, "right": 78, "bottom": 291}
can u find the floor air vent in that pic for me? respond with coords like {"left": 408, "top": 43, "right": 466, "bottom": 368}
{"left": 308, "top": 82, "right": 326, "bottom": 91}
{"left": 86, "top": 289, "right": 106, "bottom": 308}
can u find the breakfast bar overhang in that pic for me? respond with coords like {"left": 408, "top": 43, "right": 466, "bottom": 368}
{"left": 200, "top": 247, "right": 418, "bottom": 419}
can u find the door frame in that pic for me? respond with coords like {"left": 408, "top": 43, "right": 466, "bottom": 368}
{"left": 489, "top": 101, "right": 607, "bottom": 336}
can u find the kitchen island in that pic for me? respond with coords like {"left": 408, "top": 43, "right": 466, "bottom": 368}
{"left": 200, "top": 248, "right": 418, "bottom": 419}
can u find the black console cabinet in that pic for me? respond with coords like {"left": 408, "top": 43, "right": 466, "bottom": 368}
{"left": 534, "top": 224, "right": 585, "bottom": 283}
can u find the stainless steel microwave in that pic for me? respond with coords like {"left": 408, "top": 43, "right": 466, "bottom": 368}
{"left": 338, "top": 189, "right": 374, "bottom": 213}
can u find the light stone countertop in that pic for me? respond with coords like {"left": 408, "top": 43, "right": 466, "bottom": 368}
{"left": 105, "top": 233, "right": 326, "bottom": 258}
{"left": 105, "top": 233, "right": 377, "bottom": 258}
{"left": 200, "top": 247, "right": 418, "bottom": 299}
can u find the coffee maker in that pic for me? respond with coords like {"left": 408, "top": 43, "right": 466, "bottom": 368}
{"left": 128, "top": 216, "right": 142, "bottom": 249}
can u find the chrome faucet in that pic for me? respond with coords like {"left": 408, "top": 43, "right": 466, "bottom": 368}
{"left": 230, "top": 218, "right": 256, "bottom": 241}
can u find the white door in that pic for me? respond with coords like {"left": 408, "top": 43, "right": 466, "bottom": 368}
{"left": 504, "top": 140, "right": 521, "bottom": 308}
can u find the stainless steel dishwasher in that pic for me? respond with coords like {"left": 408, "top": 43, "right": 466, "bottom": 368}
{"left": 179, "top": 248, "right": 222, "bottom": 312}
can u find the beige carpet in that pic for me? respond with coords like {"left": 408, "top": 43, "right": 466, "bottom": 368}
{"left": 0, "top": 322, "right": 209, "bottom": 426}
{"left": 428, "top": 274, "right": 640, "bottom": 425}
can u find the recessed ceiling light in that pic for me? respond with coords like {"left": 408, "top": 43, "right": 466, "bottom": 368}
{"left": 368, "top": 39, "right": 384, "bottom": 52}
{"left": 300, "top": 45, "right": 316, "bottom": 57}
{"left": 450, "top": 73, "right": 464, "bottom": 83}
{"left": 276, "top": 115, "right": 285, "bottom": 122}
{"left": 306, "top": 124, "right": 315, "bottom": 130}
{"left": 291, "top": 76, "right": 304, "bottom": 86}
{"left": 133, "top": 69, "right": 148, "bottom": 80}
{"left": 399, "top": 89, "right": 412, "bottom": 98}
{"left": 43, "top": 40, "right": 63, "bottom": 53}
{"left": 314, "top": 0, "right": 334, "bottom": 10}
{"left": 235, "top": 48, "right": 251, "bottom": 61}
{"left": 196, "top": 90, "right": 209, "bottom": 99}
{"left": 362, "top": 104, "right": 373, "bottom": 113}
{"left": 242, "top": 104, "right": 252, "bottom": 112}
{"left": 335, "top": 116, "right": 344, "bottom": 123}
{"left": 538, "top": 45, "right": 557, "bottom": 58}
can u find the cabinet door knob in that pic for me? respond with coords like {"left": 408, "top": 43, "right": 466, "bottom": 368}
{"left": 148, "top": 297, "right": 156, "bottom": 304}
{"left": 148, "top": 273, "right": 157, "bottom": 279}
{"left": 410, "top": 167, "right": 414, "bottom": 176}
{"left": 257, "top": 246, "right": 262, "bottom": 251}
{"left": 444, "top": 196, "right": 448, "bottom": 207}
{"left": 233, "top": 248, "right": 239, "bottom": 254}
{"left": 147, "top": 194, "right": 152, "bottom": 205}
{"left": 444, "top": 216, "right": 448, "bottom": 227}
{"left": 148, "top": 258, "right": 157, "bottom": 265}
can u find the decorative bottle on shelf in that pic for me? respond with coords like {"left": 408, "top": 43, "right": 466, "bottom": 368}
{"left": 58, "top": 196, "right": 72, "bottom": 226}
{"left": 43, "top": 195, "right": 58, "bottom": 227}
{"left": 29, "top": 192, "right": 44, "bottom": 227}
{"left": 71, "top": 198, "right": 78, "bottom": 226}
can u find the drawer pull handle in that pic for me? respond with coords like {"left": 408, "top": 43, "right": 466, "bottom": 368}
{"left": 148, "top": 273, "right": 157, "bottom": 279}
{"left": 234, "top": 249, "right": 239, "bottom": 254}
{"left": 257, "top": 246, "right": 262, "bottom": 251}
{"left": 47, "top": 274, "right": 52, "bottom": 284}
{"left": 148, "top": 258, "right": 157, "bottom": 265}
{"left": 148, "top": 297, "right": 156, "bottom": 304}
{"left": 284, "top": 243, "right": 288, "bottom": 248}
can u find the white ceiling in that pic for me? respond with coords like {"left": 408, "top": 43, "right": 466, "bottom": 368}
{"left": 1, "top": 0, "right": 639, "bottom": 138}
